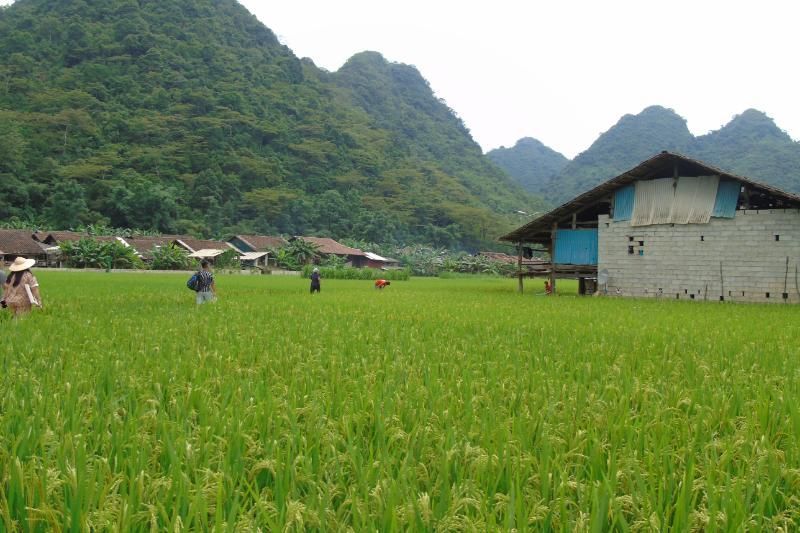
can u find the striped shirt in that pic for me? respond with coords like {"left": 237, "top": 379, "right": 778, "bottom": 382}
{"left": 196, "top": 270, "right": 214, "bottom": 292}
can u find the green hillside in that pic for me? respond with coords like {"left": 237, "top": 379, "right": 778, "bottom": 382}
{"left": 0, "top": 0, "right": 543, "bottom": 248}
{"left": 694, "top": 109, "right": 800, "bottom": 193}
{"left": 550, "top": 106, "right": 695, "bottom": 203}
{"left": 486, "top": 137, "right": 568, "bottom": 196}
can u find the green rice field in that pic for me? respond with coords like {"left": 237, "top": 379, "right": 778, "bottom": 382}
{"left": 2, "top": 272, "right": 800, "bottom": 531}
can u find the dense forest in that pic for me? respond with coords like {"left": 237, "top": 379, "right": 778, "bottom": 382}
{"left": 0, "top": 0, "right": 547, "bottom": 249}
{"left": 494, "top": 106, "right": 800, "bottom": 205}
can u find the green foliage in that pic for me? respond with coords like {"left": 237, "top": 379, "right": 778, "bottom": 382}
{"left": 0, "top": 0, "right": 545, "bottom": 248}
{"left": 212, "top": 248, "right": 240, "bottom": 270}
{"left": 487, "top": 137, "right": 569, "bottom": 195}
{"left": 320, "top": 253, "right": 346, "bottom": 269}
{"left": 150, "top": 244, "right": 194, "bottom": 270}
{"left": 274, "top": 248, "right": 300, "bottom": 271}
{"left": 59, "top": 238, "right": 143, "bottom": 269}
{"left": 282, "top": 239, "right": 320, "bottom": 266}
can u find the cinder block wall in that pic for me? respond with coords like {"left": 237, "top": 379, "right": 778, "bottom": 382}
{"left": 597, "top": 209, "right": 800, "bottom": 303}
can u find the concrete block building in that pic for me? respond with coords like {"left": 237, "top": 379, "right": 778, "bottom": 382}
{"left": 501, "top": 152, "right": 800, "bottom": 303}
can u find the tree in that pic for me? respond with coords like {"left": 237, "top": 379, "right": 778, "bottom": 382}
{"left": 150, "top": 244, "right": 194, "bottom": 270}
{"left": 284, "top": 239, "right": 321, "bottom": 266}
{"left": 60, "top": 238, "right": 143, "bottom": 269}
{"left": 44, "top": 180, "right": 89, "bottom": 228}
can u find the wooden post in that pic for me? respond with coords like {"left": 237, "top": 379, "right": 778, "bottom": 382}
{"left": 517, "top": 242, "right": 524, "bottom": 294}
{"left": 550, "top": 223, "right": 557, "bottom": 294}
{"left": 571, "top": 213, "right": 577, "bottom": 229}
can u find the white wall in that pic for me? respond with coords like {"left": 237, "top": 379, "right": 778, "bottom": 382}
{"left": 598, "top": 209, "right": 800, "bottom": 303}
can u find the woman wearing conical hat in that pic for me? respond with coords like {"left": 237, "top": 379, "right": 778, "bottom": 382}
{"left": 1, "top": 257, "right": 42, "bottom": 317}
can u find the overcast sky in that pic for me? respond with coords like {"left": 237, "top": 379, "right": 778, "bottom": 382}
{"left": 3, "top": 0, "right": 798, "bottom": 158}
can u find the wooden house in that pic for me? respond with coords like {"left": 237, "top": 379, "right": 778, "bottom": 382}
{"left": 0, "top": 230, "right": 50, "bottom": 265}
{"left": 290, "top": 237, "right": 367, "bottom": 267}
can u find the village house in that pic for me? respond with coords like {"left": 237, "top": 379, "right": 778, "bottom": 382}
{"left": 227, "top": 235, "right": 288, "bottom": 268}
{"left": 0, "top": 229, "right": 50, "bottom": 265}
{"left": 290, "top": 236, "right": 368, "bottom": 267}
{"left": 122, "top": 235, "right": 184, "bottom": 262}
{"left": 363, "top": 251, "right": 401, "bottom": 269}
{"left": 501, "top": 152, "right": 800, "bottom": 303}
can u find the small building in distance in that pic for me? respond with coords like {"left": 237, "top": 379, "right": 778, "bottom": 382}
{"left": 0, "top": 229, "right": 50, "bottom": 265}
{"left": 227, "top": 235, "right": 288, "bottom": 268}
{"left": 123, "top": 235, "right": 184, "bottom": 262}
{"left": 500, "top": 151, "right": 800, "bottom": 303}
{"left": 290, "top": 236, "right": 368, "bottom": 267}
{"left": 363, "top": 251, "right": 401, "bottom": 269}
{"left": 228, "top": 235, "right": 288, "bottom": 253}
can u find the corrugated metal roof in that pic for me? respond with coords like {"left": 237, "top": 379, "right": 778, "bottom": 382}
{"left": 240, "top": 251, "right": 268, "bottom": 260}
{"left": 667, "top": 176, "right": 718, "bottom": 225}
{"left": 188, "top": 249, "right": 227, "bottom": 258}
{"left": 364, "top": 251, "right": 390, "bottom": 261}
{"left": 631, "top": 178, "right": 678, "bottom": 226}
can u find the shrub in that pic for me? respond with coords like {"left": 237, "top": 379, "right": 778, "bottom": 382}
{"left": 150, "top": 244, "right": 195, "bottom": 270}
{"left": 60, "top": 238, "right": 143, "bottom": 269}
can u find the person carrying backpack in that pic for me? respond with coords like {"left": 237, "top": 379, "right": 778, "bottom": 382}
{"left": 191, "top": 260, "right": 217, "bottom": 304}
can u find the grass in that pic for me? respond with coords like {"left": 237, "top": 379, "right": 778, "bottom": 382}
{"left": 2, "top": 272, "right": 800, "bottom": 531}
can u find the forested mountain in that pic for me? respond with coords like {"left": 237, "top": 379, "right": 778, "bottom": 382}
{"left": 486, "top": 138, "right": 568, "bottom": 196}
{"left": 549, "top": 106, "right": 696, "bottom": 203}
{"left": 693, "top": 109, "right": 800, "bottom": 194}
{"left": 500, "top": 106, "right": 800, "bottom": 205}
{"left": 0, "top": 0, "right": 544, "bottom": 248}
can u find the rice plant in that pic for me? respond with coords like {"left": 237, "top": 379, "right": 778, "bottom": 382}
{"left": 1, "top": 272, "right": 799, "bottom": 531}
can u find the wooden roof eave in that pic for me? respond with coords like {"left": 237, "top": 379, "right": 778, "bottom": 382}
{"left": 499, "top": 151, "right": 800, "bottom": 243}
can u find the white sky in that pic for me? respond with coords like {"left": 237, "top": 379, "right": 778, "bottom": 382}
{"left": 3, "top": 0, "right": 798, "bottom": 158}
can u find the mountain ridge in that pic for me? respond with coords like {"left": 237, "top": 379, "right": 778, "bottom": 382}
{"left": 492, "top": 106, "right": 800, "bottom": 204}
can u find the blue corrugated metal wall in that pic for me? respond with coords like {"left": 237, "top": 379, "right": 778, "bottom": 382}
{"left": 712, "top": 180, "right": 740, "bottom": 218}
{"left": 613, "top": 184, "right": 635, "bottom": 221}
{"left": 554, "top": 229, "right": 598, "bottom": 265}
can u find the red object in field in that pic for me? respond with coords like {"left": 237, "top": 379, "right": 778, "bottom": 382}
{"left": 375, "top": 279, "right": 390, "bottom": 289}
{"left": 544, "top": 280, "right": 552, "bottom": 295}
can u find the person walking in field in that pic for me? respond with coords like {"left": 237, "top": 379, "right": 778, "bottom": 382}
{"left": 374, "top": 279, "right": 391, "bottom": 289}
{"left": 1, "top": 256, "right": 42, "bottom": 317}
{"left": 195, "top": 260, "right": 217, "bottom": 304}
{"left": 310, "top": 267, "right": 321, "bottom": 294}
